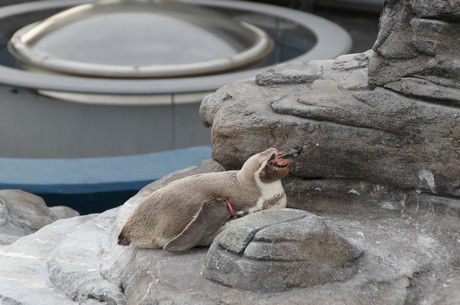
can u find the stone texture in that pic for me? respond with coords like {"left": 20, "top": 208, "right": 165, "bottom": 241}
{"left": 0, "top": 160, "right": 459, "bottom": 304}
{"left": 200, "top": 0, "right": 460, "bottom": 198}
{"left": 0, "top": 0, "right": 459, "bottom": 304}
{"left": 200, "top": 51, "right": 460, "bottom": 199}
{"left": 47, "top": 209, "right": 125, "bottom": 305}
{"left": 0, "top": 215, "right": 94, "bottom": 305}
{"left": 0, "top": 189, "right": 79, "bottom": 245}
{"left": 95, "top": 171, "right": 460, "bottom": 304}
{"left": 368, "top": 0, "right": 460, "bottom": 92}
{"left": 204, "top": 209, "right": 362, "bottom": 292}
{"left": 196, "top": 0, "right": 460, "bottom": 301}
{"left": 0, "top": 161, "right": 225, "bottom": 305}
{"left": 408, "top": 0, "right": 460, "bottom": 20}
{"left": 49, "top": 206, "right": 80, "bottom": 220}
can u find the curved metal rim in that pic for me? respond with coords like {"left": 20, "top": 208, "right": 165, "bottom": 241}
{"left": 10, "top": 20, "right": 274, "bottom": 78}
{"left": 0, "top": 0, "right": 352, "bottom": 94}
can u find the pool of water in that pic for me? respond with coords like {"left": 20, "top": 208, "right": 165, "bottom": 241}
{"left": 0, "top": 5, "right": 316, "bottom": 72}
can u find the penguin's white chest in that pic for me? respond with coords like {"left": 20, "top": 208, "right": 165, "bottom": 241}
{"left": 247, "top": 178, "right": 287, "bottom": 214}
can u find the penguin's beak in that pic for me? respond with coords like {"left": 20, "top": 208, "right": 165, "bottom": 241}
{"left": 268, "top": 151, "right": 290, "bottom": 168}
{"left": 279, "top": 146, "right": 303, "bottom": 160}
{"left": 267, "top": 146, "right": 302, "bottom": 169}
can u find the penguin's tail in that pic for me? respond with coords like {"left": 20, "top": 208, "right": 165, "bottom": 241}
{"left": 117, "top": 228, "right": 131, "bottom": 246}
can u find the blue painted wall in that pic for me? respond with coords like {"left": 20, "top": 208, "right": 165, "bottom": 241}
{"left": 0, "top": 145, "right": 211, "bottom": 214}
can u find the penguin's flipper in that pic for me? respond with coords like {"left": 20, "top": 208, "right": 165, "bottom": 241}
{"left": 163, "top": 199, "right": 231, "bottom": 252}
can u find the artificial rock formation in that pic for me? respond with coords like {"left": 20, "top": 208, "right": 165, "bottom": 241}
{"left": 0, "top": 189, "right": 78, "bottom": 245}
{"left": 0, "top": 161, "right": 459, "bottom": 304}
{"left": 200, "top": 49, "right": 459, "bottom": 200}
{"left": 369, "top": 0, "right": 460, "bottom": 92}
{"left": 0, "top": 0, "right": 460, "bottom": 304}
{"left": 197, "top": 0, "right": 460, "bottom": 302}
{"left": 204, "top": 209, "right": 363, "bottom": 292}
{"left": 200, "top": 0, "right": 460, "bottom": 202}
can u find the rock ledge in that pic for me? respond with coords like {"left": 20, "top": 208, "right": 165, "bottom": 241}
{"left": 204, "top": 208, "right": 363, "bottom": 292}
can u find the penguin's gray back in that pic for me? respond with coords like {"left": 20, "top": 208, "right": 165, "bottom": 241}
{"left": 118, "top": 147, "right": 293, "bottom": 249}
{"left": 119, "top": 170, "right": 262, "bottom": 248}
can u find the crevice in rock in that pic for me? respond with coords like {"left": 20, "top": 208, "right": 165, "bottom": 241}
{"left": 0, "top": 295, "right": 23, "bottom": 305}
{"left": 272, "top": 102, "right": 421, "bottom": 136}
{"left": 417, "top": 191, "right": 460, "bottom": 202}
{"left": 389, "top": 92, "right": 460, "bottom": 109}
{"left": 220, "top": 214, "right": 308, "bottom": 256}
{"left": 383, "top": 81, "right": 460, "bottom": 109}
{"left": 403, "top": 264, "right": 452, "bottom": 305}
{"left": 416, "top": 16, "right": 460, "bottom": 24}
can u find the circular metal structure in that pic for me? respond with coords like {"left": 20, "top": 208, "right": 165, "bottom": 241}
{"left": 0, "top": 0, "right": 352, "bottom": 97}
{"left": 9, "top": 0, "right": 273, "bottom": 78}
{"left": 0, "top": 0, "right": 353, "bottom": 209}
{"left": 0, "top": 0, "right": 352, "bottom": 158}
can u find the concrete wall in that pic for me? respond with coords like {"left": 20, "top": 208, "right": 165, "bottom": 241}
{"left": 0, "top": 85, "right": 210, "bottom": 158}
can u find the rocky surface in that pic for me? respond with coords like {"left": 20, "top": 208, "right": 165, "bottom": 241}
{"left": 200, "top": 49, "right": 459, "bottom": 199}
{"left": 197, "top": 0, "right": 460, "bottom": 302}
{"left": 200, "top": 0, "right": 460, "bottom": 201}
{"left": 0, "top": 0, "right": 459, "bottom": 304}
{"left": 0, "top": 189, "right": 79, "bottom": 245}
{"left": 204, "top": 209, "right": 363, "bottom": 292}
{"left": 1, "top": 159, "right": 459, "bottom": 305}
{"left": 0, "top": 161, "right": 225, "bottom": 305}
{"left": 369, "top": 0, "right": 460, "bottom": 93}
{"left": 0, "top": 214, "right": 93, "bottom": 305}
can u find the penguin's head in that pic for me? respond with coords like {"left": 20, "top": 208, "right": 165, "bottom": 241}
{"left": 241, "top": 147, "right": 302, "bottom": 184}
{"left": 259, "top": 148, "right": 291, "bottom": 183}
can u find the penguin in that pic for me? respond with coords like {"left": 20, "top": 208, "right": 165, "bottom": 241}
{"left": 117, "top": 146, "right": 302, "bottom": 252}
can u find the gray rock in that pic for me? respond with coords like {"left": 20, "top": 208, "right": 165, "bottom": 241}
{"left": 213, "top": 208, "right": 307, "bottom": 254}
{"left": 384, "top": 77, "right": 460, "bottom": 103}
{"left": 410, "top": 18, "right": 458, "bottom": 57}
{"left": 100, "top": 159, "right": 227, "bottom": 304}
{"left": 0, "top": 234, "right": 18, "bottom": 246}
{"left": 0, "top": 161, "right": 459, "bottom": 304}
{"left": 49, "top": 206, "right": 80, "bottom": 220}
{"left": 408, "top": 0, "right": 460, "bottom": 19}
{"left": 200, "top": 52, "right": 460, "bottom": 198}
{"left": 0, "top": 190, "right": 54, "bottom": 245}
{"left": 0, "top": 190, "right": 80, "bottom": 245}
{"left": 78, "top": 190, "right": 460, "bottom": 304}
{"left": 0, "top": 215, "right": 94, "bottom": 305}
{"left": 368, "top": 0, "right": 460, "bottom": 89}
{"left": 0, "top": 0, "right": 459, "bottom": 304}
{"left": 11, "top": 160, "right": 224, "bottom": 304}
{"left": 196, "top": 0, "right": 460, "bottom": 302}
{"left": 0, "top": 190, "right": 55, "bottom": 230}
{"left": 47, "top": 209, "right": 125, "bottom": 305}
{"left": 204, "top": 209, "right": 362, "bottom": 292}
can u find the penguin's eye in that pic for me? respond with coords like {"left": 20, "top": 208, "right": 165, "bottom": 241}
{"left": 268, "top": 153, "right": 276, "bottom": 162}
